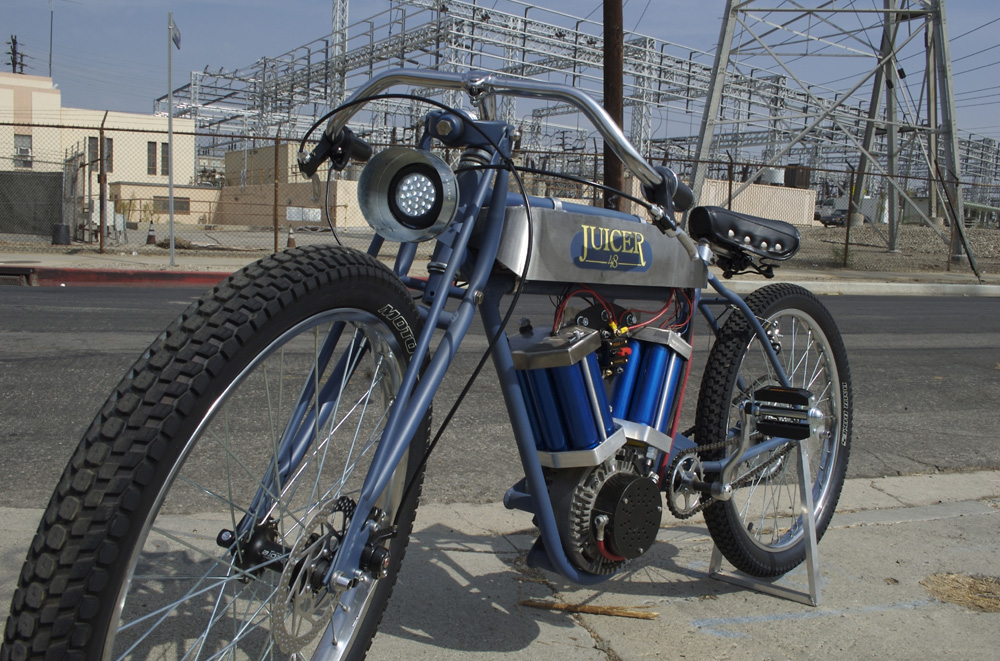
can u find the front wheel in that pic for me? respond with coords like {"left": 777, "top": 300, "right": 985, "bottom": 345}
{"left": 2, "top": 245, "right": 429, "bottom": 660}
{"left": 695, "top": 284, "right": 851, "bottom": 577}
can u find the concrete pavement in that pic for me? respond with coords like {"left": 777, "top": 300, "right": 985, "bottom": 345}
{"left": 3, "top": 246, "right": 999, "bottom": 657}
{"left": 366, "top": 470, "right": 1000, "bottom": 660}
{"left": 1, "top": 471, "right": 997, "bottom": 659}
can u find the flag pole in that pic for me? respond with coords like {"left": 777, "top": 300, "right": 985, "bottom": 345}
{"left": 167, "top": 12, "right": 177, "bottom": 266}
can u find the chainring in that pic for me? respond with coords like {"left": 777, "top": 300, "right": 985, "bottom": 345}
{"left": 666, "top": 434, "right": 796, "bottom": 520}
{"left": 666, "top": 451, "right": 704, "bottom": 519}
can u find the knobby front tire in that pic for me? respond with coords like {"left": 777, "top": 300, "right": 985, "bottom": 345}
{"left": 695, "top": 284, "right": 852, "bottom": 577}
{"left": 2, "top": 245, "right": 428, "bottom": 660}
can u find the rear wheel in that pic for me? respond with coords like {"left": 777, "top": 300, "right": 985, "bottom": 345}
{"left": 2, "top": 245, "right": 428, "bottom": 660}
{"left": 695, "top": 284, "right": 851, "bottom": 577}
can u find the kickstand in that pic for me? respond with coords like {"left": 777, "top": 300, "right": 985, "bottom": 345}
{"left": 708, "top": 437, "right": 822, "bottom": 607}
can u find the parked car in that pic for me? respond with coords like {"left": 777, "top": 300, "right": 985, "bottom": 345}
{"left": 818, "top": 208, "right": 870, "bottom": 227}
{"left": 818, "top": 208, "right": 847, "bottom": 227}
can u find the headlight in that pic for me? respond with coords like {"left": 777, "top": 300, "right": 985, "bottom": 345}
{"left": 358, "top": 147, "right": 459, "bottom": 242}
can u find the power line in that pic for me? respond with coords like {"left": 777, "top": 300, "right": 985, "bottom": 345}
{"left": 955, "top": 90, "right": 1000, "bottom": 105}
{"left": 956, "top": 83, "right": 1000, "bottom": 97}
{"left": 631, "top": 0, "right": 652, "bottom": 33}
{"left": 950, "top": 15, "right": 1000, "bottom": 41}
{"left": 955, "top": 100, "right": 1000, "bottom": 111}
{"left": 951, "top": 41, "right": 1000, "bottom": 64}
{"left": 953, "top": 59, "right": 1000, "bottom": 77}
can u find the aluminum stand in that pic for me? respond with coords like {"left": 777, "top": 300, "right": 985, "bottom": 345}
{"left": 708, "top": 437, "right": 821, "bottom": 606}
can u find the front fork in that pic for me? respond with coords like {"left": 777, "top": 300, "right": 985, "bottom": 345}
{"left": 321, "top": 149, "right": 513, "bottom": 589}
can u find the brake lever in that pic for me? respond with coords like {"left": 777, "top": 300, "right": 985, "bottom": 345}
{"left": 297, "top": 132, "right": 334, "bottom": 179}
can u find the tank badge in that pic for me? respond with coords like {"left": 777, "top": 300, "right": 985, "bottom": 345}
{"left": 571, "top": 224, "right": 652, "bottom": 272}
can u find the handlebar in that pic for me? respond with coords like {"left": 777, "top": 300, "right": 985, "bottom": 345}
{"left": 311, "top": 69, "right": 666, "bottom": 191}
{"left": 298, "top": 69, "right": 701, "bottom": 258}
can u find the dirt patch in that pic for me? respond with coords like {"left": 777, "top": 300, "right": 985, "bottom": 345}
{"left": 921, "top": 573, "right": 1000, "bottom": 612}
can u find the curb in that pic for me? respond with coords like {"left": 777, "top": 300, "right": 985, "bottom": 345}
{"left": 722, "top": 279, "right": 1000, "bottom": 297}
{"left": 31, "top": 267, "right": 230, "bottom": 288}
{"left": 6, "top": 264, "right": 1000, "bottom": 297}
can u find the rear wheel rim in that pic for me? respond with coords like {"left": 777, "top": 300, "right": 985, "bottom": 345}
{"left": 726, "top": 308, "right": 842, "bottom": 553}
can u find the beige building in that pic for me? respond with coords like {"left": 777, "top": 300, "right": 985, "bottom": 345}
{"left": 1, "top": 72, "right": 206, "bottom": 236}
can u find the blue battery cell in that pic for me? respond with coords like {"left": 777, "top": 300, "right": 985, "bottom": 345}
{"left": 628, "top": 342, "right": 669, "bottom": 426}
{"left": 610, "top": 328, "right": 691, "bottom": 434}
{"left": 517, "top": 369, "right": 568, "bottom": 452}
{"left": 511, "top": 326, "right": 615, "bottom": 453}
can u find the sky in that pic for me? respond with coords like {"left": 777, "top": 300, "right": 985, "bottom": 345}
{"left": 6, "top": 1, "right": 1000, "bottom": 140}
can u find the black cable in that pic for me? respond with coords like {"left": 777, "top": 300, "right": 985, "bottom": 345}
{"left": 455, "top": 163, "right": 652, "bottom": 213}
{"left": 300, "top": 92, "right": 512, "bottom": 158}
{"left": 515, "top": 165, "right": 653, "bottom": 211}
{"left": 325, "top": 97, "right": 537, "bottom": 529}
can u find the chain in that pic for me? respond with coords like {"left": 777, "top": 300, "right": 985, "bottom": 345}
{"left": 666, "top": 437, "right": 796, "bottom": 519}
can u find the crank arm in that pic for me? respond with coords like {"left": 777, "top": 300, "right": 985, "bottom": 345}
{"left": 709, "top": 387, "right": 822, "bottom": 500}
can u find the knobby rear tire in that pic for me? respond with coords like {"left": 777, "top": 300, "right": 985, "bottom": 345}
{"left": 695, "top": 283, "right": 852, "bottom": 577}
{"left": 2, "top": 245, "right": 428, "bottom": 660}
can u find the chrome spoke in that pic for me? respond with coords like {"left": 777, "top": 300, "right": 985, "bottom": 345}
{"left": 110, "top": 304, "right": 410, "bottom": 658}
{"left": 730, "top": 307, "right": 841, "bottom": 553}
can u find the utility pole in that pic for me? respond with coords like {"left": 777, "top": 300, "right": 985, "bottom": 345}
{"left": 603, "top": 1, "right": 624, "bottom": 211}
{"left": 7, "top": 36, "right": 25, "bottom": 74}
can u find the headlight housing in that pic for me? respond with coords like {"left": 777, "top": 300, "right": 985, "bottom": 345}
{"left": 358, "top": 147, "right": 459, "bottom": 242}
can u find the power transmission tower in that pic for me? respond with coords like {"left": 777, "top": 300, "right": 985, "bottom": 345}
{"left": 331, "top": 0, "right": 349, "bottom": 105}
{"left": 691, "top": 0, "right": 977, "bottom": 275}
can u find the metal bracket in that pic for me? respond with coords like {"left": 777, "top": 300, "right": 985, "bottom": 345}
{"left": 707, "top": 404, "right": 822, "bottom": 607}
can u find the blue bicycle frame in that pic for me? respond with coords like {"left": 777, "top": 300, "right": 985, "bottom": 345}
{"left": 264, "top": 69, "right": 798, "bottom": 589}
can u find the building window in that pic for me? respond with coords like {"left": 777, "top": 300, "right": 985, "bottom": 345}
{"left": 147, "top": 141, "right": 157, "bottom": 175}
{"left": 161, "top": 143, "right": 170, "bottom": 177}
{"left": 153, "top": 196, "right": 190, "bottom": 214}
{"left": 13, "top": 134, "right": 32, "bottom": 168}
{"left": 88, "top": 137, "right": 98, "bottom": 173}
{"left": 87, "top": 136, "right": 114, "bottom": 173}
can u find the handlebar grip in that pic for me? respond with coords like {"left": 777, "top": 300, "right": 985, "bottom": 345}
{"left": 642, "top": 165, "right": 695, "bottom": 214}
{"left": 672, "top": 179, "right": 694, "bottom": 213}
{"left": 340, "top": 128, "right": 373, "bottom": 163}
{"left": 297, "top": 127, "right": 373, "bottom": 177}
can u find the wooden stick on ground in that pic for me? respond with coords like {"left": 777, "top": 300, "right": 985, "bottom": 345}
{"left": 518, "top": 599, "right": 659, "bottom": 620}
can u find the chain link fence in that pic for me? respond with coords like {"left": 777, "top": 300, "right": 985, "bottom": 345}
{"left": 0, "top": 122, "right": 382, "bottom": 258}
{"left": 2, "top": 120, "right": 997, "bottom": 277}
{"left": 673, "top": 156, "right": 999, "bottom": 277}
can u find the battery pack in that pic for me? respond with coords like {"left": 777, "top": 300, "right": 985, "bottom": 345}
{"left": 511, "top": 325, "right": 615, "bottom": 453}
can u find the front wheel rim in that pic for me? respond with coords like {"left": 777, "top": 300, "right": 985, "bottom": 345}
{"left": 107, "top": 308, "right": 408, "bottom": 660}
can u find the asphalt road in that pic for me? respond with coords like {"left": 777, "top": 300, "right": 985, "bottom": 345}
{"left": 1, "top": 286, "right": 998, "bottom": 512}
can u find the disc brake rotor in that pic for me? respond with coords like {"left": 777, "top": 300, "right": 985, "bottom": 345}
{"left": 273, "top": 498, "right": 355, "bottom": 654}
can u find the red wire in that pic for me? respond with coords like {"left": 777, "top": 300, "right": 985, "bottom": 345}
{"left": 552, "top": 286, "right": 614, "bottom": 332}
{"left": 597, "top": 538, "right": 625, "bottom": 562}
